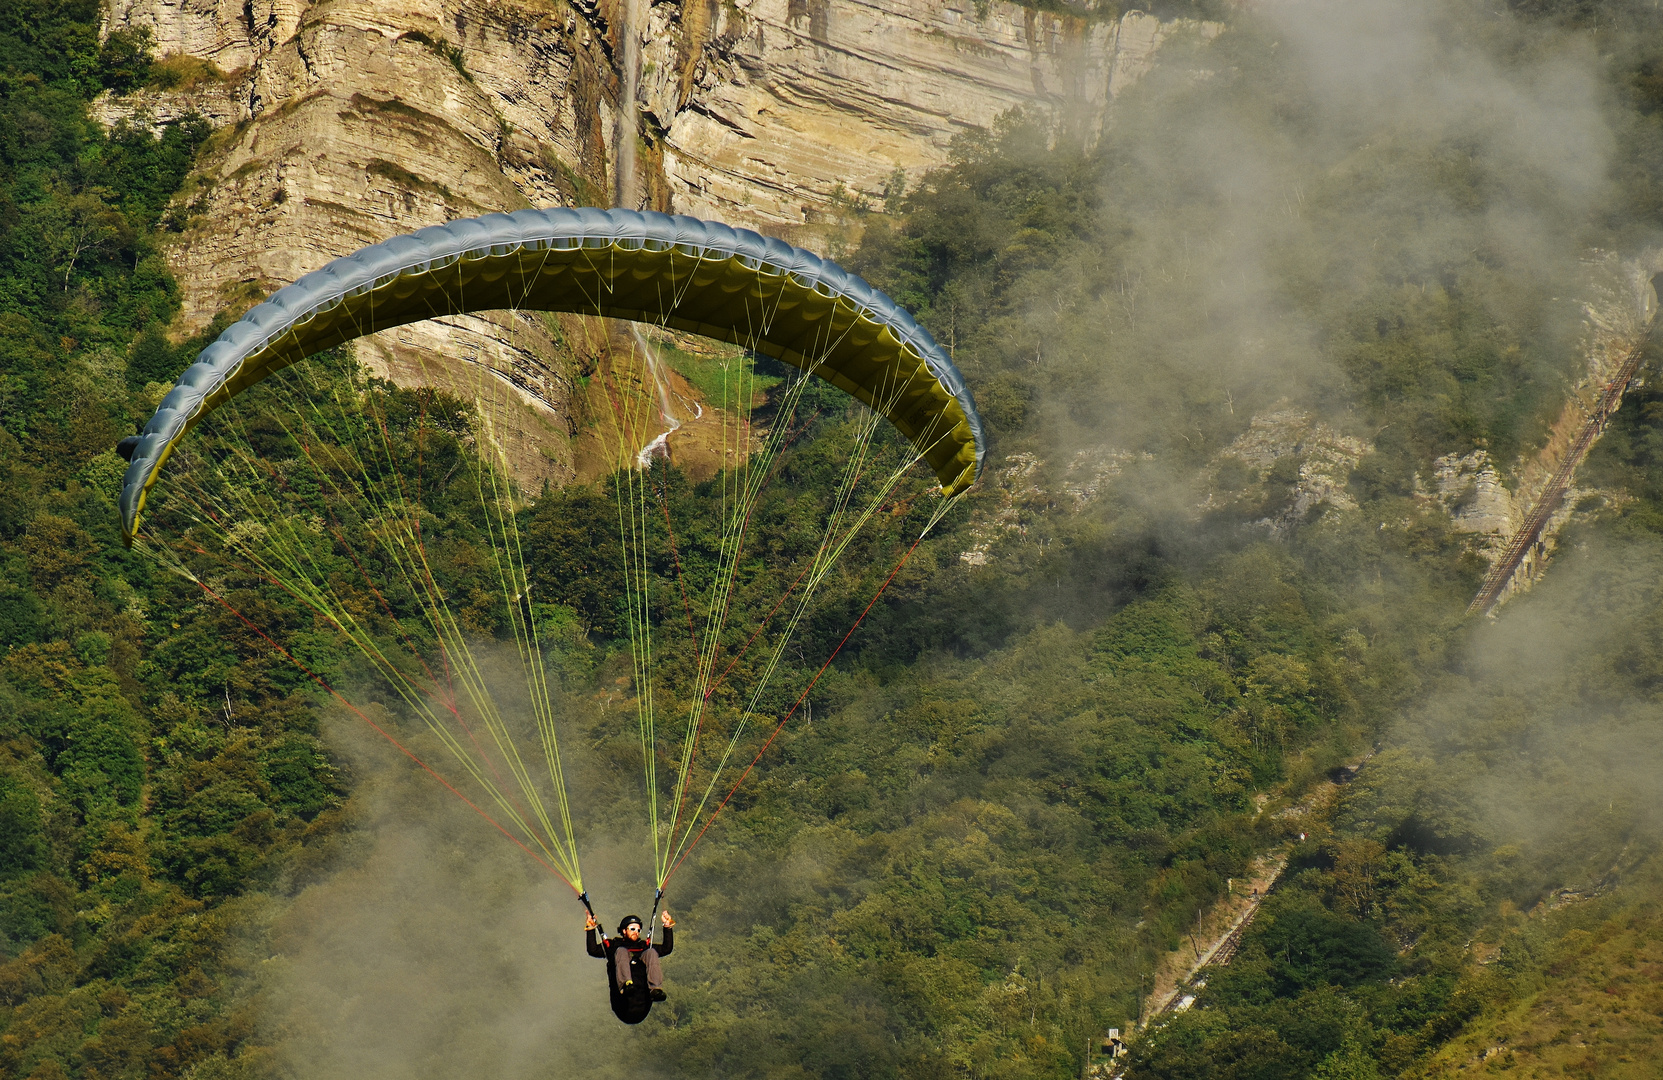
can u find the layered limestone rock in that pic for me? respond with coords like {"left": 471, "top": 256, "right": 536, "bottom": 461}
{"left": 1431, "top": 450, "right": 1515, "bottom": 544}
{"left": 96, "top": 0, "right": 1208, "bottom": 484}
{"left": 100, "top": 0, "right": 614, "bottom": 326}
{"left": 99, "top": 0, "right": 1209, "bottom": 299}
{"left": 99, "top": 0, "right": 630, "bottom": 486}
{"left": 654, "top": 5, "right": 1219, "bottom": 227}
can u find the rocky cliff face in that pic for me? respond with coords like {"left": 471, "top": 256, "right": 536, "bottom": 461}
{"left": 96, "top": 0, "right": 1206, "bottom": 483}
{"left": 99, "top": 0, "right": 1208, "bottom": 304}
{"left": 649, "top": 3, "right": 1212, "bottom": 228}
{"left": 100, "top": 0, "right": 622, "bottom": 486}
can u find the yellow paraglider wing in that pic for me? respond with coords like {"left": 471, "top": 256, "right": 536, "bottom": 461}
{"left": 118, "top": 208, "right": 985, "bottom": 544}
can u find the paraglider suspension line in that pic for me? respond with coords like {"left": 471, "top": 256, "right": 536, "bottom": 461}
{"left": 664, "top": 532, "right": 926, "bottom": 886}
{"left": 190, "top": 575, "right": 581, "bottom": 894}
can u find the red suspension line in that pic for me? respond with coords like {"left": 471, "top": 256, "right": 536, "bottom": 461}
{"left": 279, "top": 428, "right": 533, "bottom": 827}
{"left": 664, "top": 406, "right": 826, "bottom": 847}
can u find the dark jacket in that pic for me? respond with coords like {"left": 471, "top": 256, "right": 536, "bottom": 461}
{"left": 587, "top": 927, "right": 674, "bottom": 1024}
{"left": 586, "top": 926, "right": 674, "bottom": 961}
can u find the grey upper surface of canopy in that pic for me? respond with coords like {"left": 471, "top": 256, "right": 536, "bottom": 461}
{"left": 118, "top": 207, "right": 986, "bottom": 544}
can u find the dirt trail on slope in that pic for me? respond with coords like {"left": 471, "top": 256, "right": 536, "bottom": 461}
{"left": 1468, "top": 263, "right": 1662, "bottom": 614}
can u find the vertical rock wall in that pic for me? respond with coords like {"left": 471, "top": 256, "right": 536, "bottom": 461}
{"left": 96, "top": 0, "right": 1207, "bottom": 484}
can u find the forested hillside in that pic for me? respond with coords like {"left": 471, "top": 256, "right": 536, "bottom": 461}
{"left": 3, "top": 1, "right": 1663, "bottom": 1079}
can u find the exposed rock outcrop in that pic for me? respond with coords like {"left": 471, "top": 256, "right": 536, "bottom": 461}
{"left": 1431, "top": 450, "right": 1515, "bottom": 543}
{"left": 656, "top": 5, "right": 1220, "bottom": 228}
{"left": 1203, "top": 408, "right": 1370, "bottom": 534}
{"left": 101, "top": 0, "right": 612, "bottom": 488}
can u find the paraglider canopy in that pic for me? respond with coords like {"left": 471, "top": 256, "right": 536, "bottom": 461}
{"left": 118, "top": 207, "right": 985, "bottom": 544}
{"left": 116, "top": 208, "right": 985, "bottom": 935}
